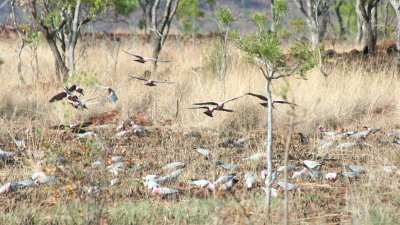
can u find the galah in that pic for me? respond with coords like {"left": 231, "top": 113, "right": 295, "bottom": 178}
{"left": 110, "top": 178, "right": 121, "bottom": 186}
{"left": 163, "top": 162, "right": 186, "bottom": 170}
{"left": 128, "top": 75, "right": 175, "bottom": 86}
{"left": 274, "top": 181, "right": 296, "bottom": 191}
{"left": 193, "top": 148, "right": 212, "bottom": 157}
{"left": 0, "top": 148, "right": 18, "bottom": 160}
{"left": 340, "top": 172, "right": 358, "bottom": 179}
{"left": 75, "top": 132, "right": 97, "bottom": 138}
{"left": 245, "top": 172, "right": 257, "bottom": 189}
{"left": 292, "top": 171, "right": 310, "bottom": 180}
{"left": 219, "top": 178, "right": 239, "bottom": 190}
{"left": 261, "top": 187, "right": 278, "bottom": 197}
{"left": 193, "top": 95, "right": 245, "bottom": 110}
{"left": 347, "top": 129, "right": 371, "bottom": 140}
{"left": 91, "top": 82, "right": 118, "bottom": 102}
{"left": 380, "top": 166, "right": 398, "bottom": 173}
{"left": 242, "top": 153, "right": 267, "bottom": 160}
{"left": 214, "top": 174, "right": 236, "bottom": 185}
{"left": 32, "top": 172, "right": 57, "bottom": 185}
{"left": 302, "top": 160, "right": 325, "bottom": 169}
{"left": 246, "top": 93, "right": 297, "bottom": 107}
{"left": 298, "top": 133, "right": 309, "bottom": 143}
{"left": 346, "top": 165, "right": 366, "bottom": 173}
{"left": 123, "top": 50, "right": 171, "bottom": 63}
{"left": 51, "top": 122, "right": 93, "bottom": 134}
{"left": 277, "top": 165, "right": 300, "bottom": 172}
{"left": 152, "top": 187, "right": 181, "bottom": 195}
{"left": 107, "top": 162, "right": 125, "bottom": 176}
{"left": 115, "top": 130, "right": 132, "bottom": 137}
{"left": 187, "top": 180, "right": 214, "bottom": 190}
{"left": 49, "top": 84, "right": 83, "bottom": 102}
{"left": 189, "top": 106, "right": 232, "bottom": 117}
{"left": 363, "top": 126, "right": 380, "bottom": 133}
{"left": 325, "top": 173, "right": 337, "bottom": 182}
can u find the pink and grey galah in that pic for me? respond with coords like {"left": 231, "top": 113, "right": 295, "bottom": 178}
{"left": 187, "top": 179, "right": 214, "bottom": 190}
{"left": 325, "top": 173, "right": 338, "bottom": 182}
{"left": 31, "top": 172, "right": 57, "bottom": 185}
{"left": 128, "top": 75, "right": 175, "bottom": 86}
{"left": 162, "top": 162, "right": 186, "bottom": 170}
{"left": 49, "top": 84, "right": 83, "bottom": 103}
{"left": 188, "top": 106, "right": 233, "bottom": 117}
{"left": 244, "top": 172, "right": 257, "bottom": 189}
{"left": 151, "top": 187, "right": 181, "bottom": 195}
{"left": 214, "top": 173, "right": 236, "bottom": 185}
{"left": 91, "top": 82, "right": 119, "bottom": 102}
{"left": 122, "top": 50, "right": 171, "bottom": 63}
{"left": 246, "top": 93, "right": 297, "bottom": 107}
{"left": 242, "top": 153, "right": 267, "bottom": 160}
{"left": 302, "top": 160, "right": 325, "bottom": 169}
{"left": 192, "top": 95, "right": 245, "bottom": 111}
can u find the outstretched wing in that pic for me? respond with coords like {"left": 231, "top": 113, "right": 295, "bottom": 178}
{"left": 188, "top": 106, "right": 210, "bottom": 110}
{"left": 223, "top": 95, "right": 246, "bottom": 104}
{"left": 128, "top": 75, "right": 148, "bottom": 81}
{"left": 49, "top": 92, "right": 67, "bottom": 102}
{"left": 273, "top": 100, "right": 298, "bottom": 106}
{"left": 193, "top": 102, "right": 218, "bottom": 106}
{"left": 152, "top": 80, "right": 175, "bottom": 84}
{"left": 122, "top": 50, "right": 144, "bottom": 59}
{"left": 91, "top": 82, "right": 109, "bottom": 90}
{"left": 81, "top": 98, "right": 97, "bottom": 103}
{"left": 67, "top": 84, "right": 77, "bottom": 92}
{"left": 217, "top": 108, "right": 234, "bottom": 112}
{"left": 85, "top": 100, "right": 105, "bottom": 106}
{"left": 246, "top": 93, "right": 268, "bottom": 101}
{"left": 147, "top": 58, "right": 171, "bottom": 63}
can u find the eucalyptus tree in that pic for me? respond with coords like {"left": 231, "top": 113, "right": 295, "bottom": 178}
{"left": 389, "top": 0, "right": 400, "bottom": 69}
{"left": 237, "top": 11, "right": 314, "bottom": 215}
{"left": 356, "top": 0, "right": 381, "bottom": 53}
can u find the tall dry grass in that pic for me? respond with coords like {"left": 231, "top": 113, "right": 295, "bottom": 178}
{"left": 1, "top": 38, "right": 400, "bottom": 224}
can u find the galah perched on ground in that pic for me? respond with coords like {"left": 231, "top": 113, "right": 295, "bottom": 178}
{"left": 346, "top": 165, "right": 367, "bottom": 173}
{"left": 244, "top": 172, "right": 257, "bottom": 189}
{"left": 260, "top": 170, "right": 280, "bottom": 182}
{"left": 0, "top": 148, "right": 18, "bottom": 160}
{"left": 187, "top": 179, "right": 214, "bottom": 190}
{"left": 261, "top": 187, "right": 278, "bottom": 197}
{"left": 130, "top": 121, "right": 149, "bottom": 135}
{"left": 222, "top": 138, "right": 244, "bottom": 148}
{"left": 75, "top": 132, "right": 97, "bottom": 139}
{"left": 189, "top": 106, "right": 233, "bottom": 117}
{"left": 277, "top": 165, "right": 300, "bottom": 172}
{"left": 122, "top": 50, "right": 171, "bottom": 63}
{"left": 363, "top": 126, "right": 380, "bottom": 133}
{"left": 337, "top": 142, "right": 372, "bottom": 149}
{"left": 318, "top": 126, "right": 339, "bottom": 138}
{"left": 91, "top": 82, "right": 118, "bottom": 102}
{"left": 219, "top": 178, "right": 239, "bottom": 190}
{"left": 31, "top": 172, "right": 57, "bottom": 185}
{"left": 213, "top": 160, "right": 239, "bottom": 171}
{"left": 274, "top": 181, "right": 297, "bottom": 191}
{"left": 292, "top": 171, "right": 310, "bottom": 180}
{"left": 325, "top": 173, "right": 338, "bottom": 182}
{"left": 193, "top": 95, "right": 245, "bottom": 111}
{"left": 162, "top": 162, "right": 186, "bottom": 170}
{"left": 302, "top": 160, "right": 325, "bottom": 169}
{"left": 193, "top": 148, "right": 212, "bottom": 157}
{"left": 340, "top": 172, "right": 358, "bottom": 179}
{"left": 298, "top": 133, "right": 309, "bottom": 143}
{"left": 347, "top": 129, "right": 371, "bottom": 140}
{"left": 152, "top": 187, "right": 181, "bottom": 195}
{"left": 214, "top": 174, "right": 236, "bottom": 185}
{"left": 242, "top": 153, "right": 267, "bottom": 160}
{"left": 51, "top": 122, "right": 93, "bottom": 134}
{"left": 128, "top": 75, "right": 175, "bottom": 86}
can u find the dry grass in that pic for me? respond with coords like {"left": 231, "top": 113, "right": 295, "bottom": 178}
{"left": 0, "top": 38, "right": 400, "bottom": 224}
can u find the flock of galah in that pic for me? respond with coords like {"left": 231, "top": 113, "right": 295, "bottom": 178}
{"left": 1, "top": 51, "right": 400, "bottom": 197}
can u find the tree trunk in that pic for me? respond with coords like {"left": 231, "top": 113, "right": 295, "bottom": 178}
{"left": 68, "top": 0, "right": 82, "bottom": 79}
{"left": 45, "top": 32, "right": 68, "bottom": 82}
{"left": 356, "top": 0, "right": 364, "bottom": 43}
{"left": 334, "top": 0, "right": 345, "bottom": 36}
{"left": 357, "top": 0, "right": 380, "bottom": 54}
{"left": 389, "top": 0, "right": 400, "bottom": 70}
{"left": 264, "top": 71, "right": 274, "bottom": 214}
{"left": 11, "top": 0, "right": 26, "bottom": 85}
{"left": 270, "top": 0, "right": 275, "bottom": 32}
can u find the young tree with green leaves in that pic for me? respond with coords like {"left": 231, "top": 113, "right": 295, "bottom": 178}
{"left": 270, "top": 0, "right": 289, "bottom": 32}
{"left": 216, "top": 7, "right": 236, "bottom": 95}
{"left": 237, "top": 13, "right": 314, "bottom": 216}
